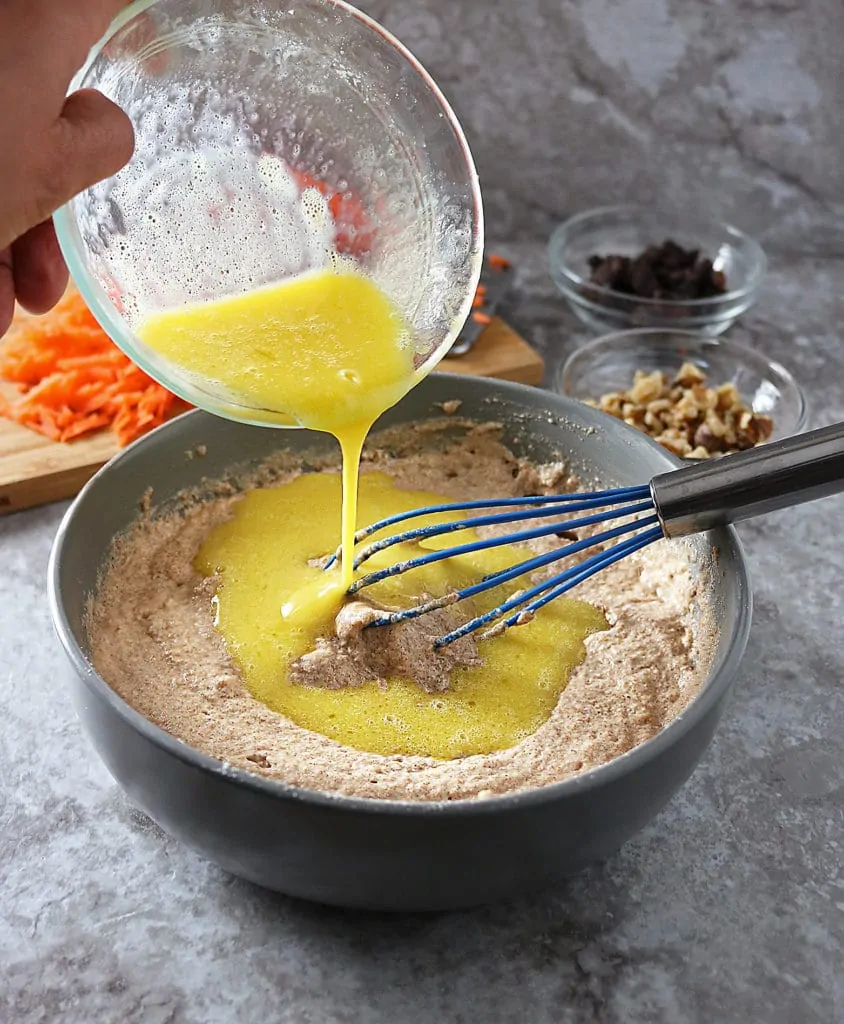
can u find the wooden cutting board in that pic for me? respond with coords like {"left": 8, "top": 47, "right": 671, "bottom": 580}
{"left": 440, "top": 316, "right": 544, "bottom": 386}
{"left": 0, "top": 312, "right": 543, "bottom": 515}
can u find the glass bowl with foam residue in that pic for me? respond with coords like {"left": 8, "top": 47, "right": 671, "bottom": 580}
{"left": 54, "top": 0, "right": 483, "bottom": 427}
{"left": 548, "top": 206, "right": 766, "bottom": 336}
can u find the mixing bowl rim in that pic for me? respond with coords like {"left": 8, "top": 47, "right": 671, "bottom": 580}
{"left": 52, "top": 0, "right": 485, "bottom": 425}
{"left": 548, "top": 203, "right": 768, "bottom": 308}
{"left": 48, "top": 376, "right": 752, "bottom": 819}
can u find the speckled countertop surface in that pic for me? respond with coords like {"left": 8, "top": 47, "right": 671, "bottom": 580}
{"left": 2, "top": 2, "right": 843, "bottom": 1022}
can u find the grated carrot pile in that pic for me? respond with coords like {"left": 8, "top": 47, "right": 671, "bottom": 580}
{"left": 0, "top": 290, "right": 186, "bottom": 446}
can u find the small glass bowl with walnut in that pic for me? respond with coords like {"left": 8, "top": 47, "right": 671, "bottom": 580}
{"left": 560, "top": 328, "right": 808, "bottom": 460}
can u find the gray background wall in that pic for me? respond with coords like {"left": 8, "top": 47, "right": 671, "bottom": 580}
{"left": 363, "top": 0, "right": 843, "bottom": 257}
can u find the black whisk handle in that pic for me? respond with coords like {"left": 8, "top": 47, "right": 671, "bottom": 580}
{"left": 650, "top": 420, "right": 844, "bottom": 538}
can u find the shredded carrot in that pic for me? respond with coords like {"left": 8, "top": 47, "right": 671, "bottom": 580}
{"left": 472, "top": 311, "right": 492, "bottom": 325}
{"left": 472, "top": 293, "right": 485, "bottom": 309}
{"left": 292, "top": 170, "right": 376, "bottom": 258}
{"left": 488, "top": 253, "right": 510, "bottom": 270}
{"left": 0, "top": 289, "right": 188, "bottom": 446}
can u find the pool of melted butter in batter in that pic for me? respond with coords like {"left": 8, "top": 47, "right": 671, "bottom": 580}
{"left": 196, "top": 471, "right": 608, "bottom": 760}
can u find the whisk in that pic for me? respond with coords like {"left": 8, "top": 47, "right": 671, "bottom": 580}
{"left": 328, "top": 421, "right": 844, "bottom": 647}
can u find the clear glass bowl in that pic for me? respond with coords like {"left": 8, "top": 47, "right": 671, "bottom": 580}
{"left": 560, "top": 329, "right": 809, "bottom": 453}
{"left": 549, "top": 205, "right": 766, "bottom": 336}
{"left": 53, "top": 0, "right": 483, "bottom": 427}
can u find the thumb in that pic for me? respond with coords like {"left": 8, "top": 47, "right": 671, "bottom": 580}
{"left": 36, "top": 88, "right": 134, "bottom": 222}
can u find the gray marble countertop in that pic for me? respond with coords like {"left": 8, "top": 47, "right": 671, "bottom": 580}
{"left": 2, "top": 2, "right": 843, "bottom": 1022}
{"left": 2, "top": 250, "right": 842, "bottom": 1024}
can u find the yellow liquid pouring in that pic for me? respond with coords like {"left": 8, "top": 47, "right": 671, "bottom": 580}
{"left": 196, "top": 472, "right": 607, "bottom": 759}
{"left": 139, "top": 268, "right": 414, "bottom": 599}
{"left": 139, "top": 267, "right": 608, "bottom": 759}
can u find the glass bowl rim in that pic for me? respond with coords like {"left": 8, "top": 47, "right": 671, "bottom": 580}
{"left": 53, "top": 0, "right": 485, "bottom": 426}
{"left": 548, "top": 204, "right": 767, "bottom": 309}
{"left": 559, "top": 327, "right": 810, "bottom": 436}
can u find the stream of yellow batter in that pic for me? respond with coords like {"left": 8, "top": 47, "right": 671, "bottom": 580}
{"left": 139, "top": 268, "right": 412, "bottom": 601}
{"left": 139, "top": 266, "right": 607, "bottom": 759}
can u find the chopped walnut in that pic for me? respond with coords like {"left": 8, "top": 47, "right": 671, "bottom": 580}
{"left": 246, "top": 752, "right": 271, "bottom": 769}
{"left": 437, "top": 399, "right": 462, "bottom": 415}
{"left": 587, "top": 361, "right": 774, "bottom": 459}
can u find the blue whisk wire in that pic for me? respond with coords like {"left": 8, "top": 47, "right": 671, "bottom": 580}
{"left": 435, "top": 524, "right": 664, "bottom": 647}
{"left": 320, "top": 484, "right": 665, "bottom": 646}
{"left": 348, "top": 500, "right": 655, "bottom": 594}
{"left": 322, "top": 485, "right": 651, "bottom": 571}
{"left": 362, "top": 513, "right": 660, "bottom": 628}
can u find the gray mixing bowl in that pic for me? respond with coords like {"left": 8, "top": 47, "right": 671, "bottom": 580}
{"left": 48, "top": 374, "right": 751, "bottom": 911}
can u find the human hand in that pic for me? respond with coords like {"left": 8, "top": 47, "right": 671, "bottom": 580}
{"left": 0, "top": 0, "right": 135, "bottom": 336}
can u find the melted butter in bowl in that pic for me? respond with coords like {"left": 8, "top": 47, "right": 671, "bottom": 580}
{"left": 138, "top": 269, "right": 415, "bottom": 432}
{"left": 195, "top": 471, "right": 607, "bottom": 760}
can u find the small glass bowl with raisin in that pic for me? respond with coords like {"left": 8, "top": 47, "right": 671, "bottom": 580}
{"left": 559, "top": 329, "right": 808, "bottom": 460}
{"left": 549, "top": 205, "right": 766, "bottom": 335}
